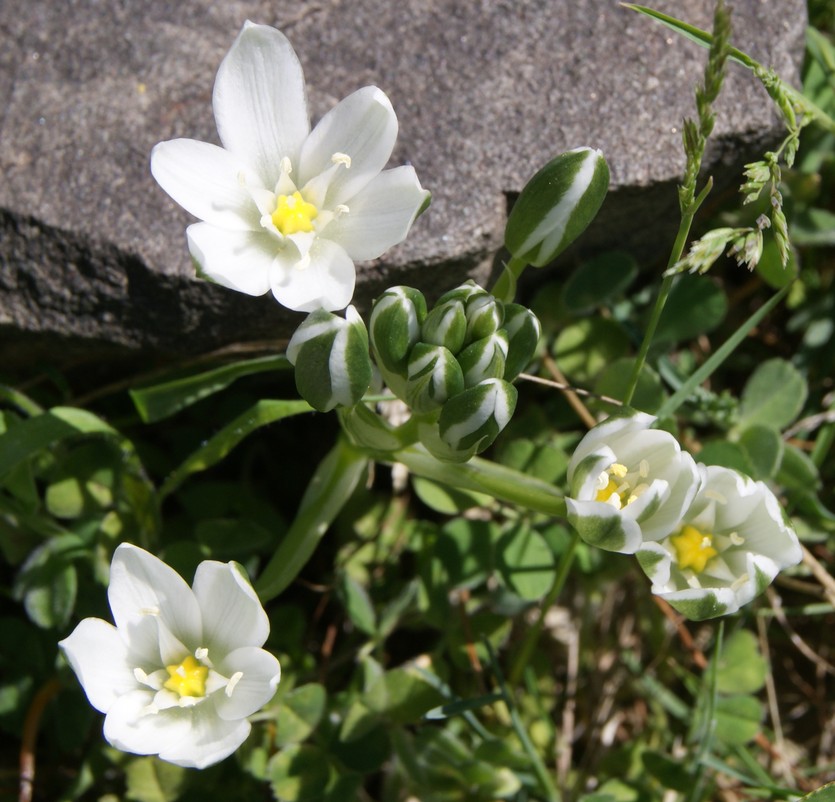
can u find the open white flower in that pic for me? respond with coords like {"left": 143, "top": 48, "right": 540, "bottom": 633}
{"left": 566, "top": 413, "right": 700, "bottom": 553}
{"left": 151, "top": 21, "right": 430, "bottom": 313}
{"left": 59, "top": 544, "right": 280, "bottom": 768}
{"left": 636, "top": 465, "right": 802, "bottom": 620}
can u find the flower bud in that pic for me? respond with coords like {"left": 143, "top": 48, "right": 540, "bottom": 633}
{"left": 505, "top": 147, "right": 609, "bottom": 267}
{"left": 435, "top": 280, "right": 484, "bottom": 307}
{"left": 457, "top": 331, "right": 509, "bottom": 388}
{"left": 369, "top": 286, "right": 427, "bottom": 374}
{"left": 465, "top": 292, "right": 504, "bottom": 342}
{"left": 287, "top": 306, "right": 372, "bottom": 412}
{"left": 502, "top": 304, "right": 542, "bottom": 381}
{"left": 405, "top": 343, "right": 465, "bottom": 413}
{"left": 438, "top": 378, "right": 518, "bottom": 454}
{"left": 421, "top": 300, "right": 467, "bottom": 354}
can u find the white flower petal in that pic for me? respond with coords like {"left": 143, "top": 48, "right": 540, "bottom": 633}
{"left": 298, "top": 86, "right": 397, "bottom": 207}
{"left": 187, "top": 223, "right": 275, "bottom": 296}
{"left": 158, "top": 704, "right": 251, "bottom": 768}
{"left": 193, "top": 561, "right": 270, "bottom": 654}
{"left": 213, "top": 21, "right": 309, "bottom": 187}
{"left": 108, "top": 544, "right": 202, "bottom": 652}
{"left": 214, "top": 646, "right": 281, "bottom": 721}
{"left": 103, "top": 690, "right": 191, "bottom": 757}
{"left": 59, "top": 619, "right": 135, "bottom": 713}
{"left": 566, "top": 497, "right": 643, "bottom": 554}
{"left": 270, "top": 238, "right": 355, "bottom": 312}
{"left": 150, "top": 139, "right": 262, "bottom": 230}
{"left": 322, "top": 166, "right": 429, "bottom": 261}
{"left": 567, "top": 412, "right": 656, "bottom": 479}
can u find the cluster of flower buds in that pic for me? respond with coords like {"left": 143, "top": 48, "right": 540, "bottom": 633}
{"left": 368, "top": 281, "right": 541, "bottom": 461}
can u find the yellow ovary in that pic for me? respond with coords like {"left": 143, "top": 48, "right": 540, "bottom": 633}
{"left": 164, "top": 655, "right": 209, "bottom": 698}
{"left": 671, "top": 525, "right": 718, "bottom": 573}
{"left": 271, "top": 191, "right": 318, "bottom": 235}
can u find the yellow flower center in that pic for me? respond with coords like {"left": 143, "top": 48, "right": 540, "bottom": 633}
{"left": 671, "top": 525, "right": 718, "bottom": 573}
{"left": 271, "top": 191, "right": 318, "bottom": 235}
{"left": 164, "top": 655, "right": 209, "bottom": 698}
{"left": 595, "top": 462, "right": 649, "bottom": 509}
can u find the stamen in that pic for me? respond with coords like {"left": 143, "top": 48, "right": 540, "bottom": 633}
{"left": 225, "top": 671, "right": 244, "bottom": 697}
{"left": 280, "top": 156, "right": 293, "bottom": 175}
{"left": 295, "top": 252, "right": 311, "bottom": 271}
{"left": 638, "top": 459, "right": 650, "bottom": 478}
{"left": 729, "top": 532, "right": 745, "bottom": 546}
{"left": 140, "top": 606, "right": 160, "bottom": 616}
{"left": 704, "top": 489, "right": 728, "bottom": 504}
{"left": 331, "top": 152, "right": 352, "bottom": 168}
{"left": 731, "top": 573, "right": 750, "bottom": 591}
{"left": 195, "top": 647, "right": 209, "bottom": 660}
{"left": 334, "top": 204, "right": 349, "bottom": 217}
{"left": 609, "top": 463, "right": 628, "bottom": 479}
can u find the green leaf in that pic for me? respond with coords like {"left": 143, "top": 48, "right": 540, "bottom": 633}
{"left": 713, "top": 694, "right": 763, "bottom": 746}
{"left": 653, "top": 274, "right": 727, "bottom": 344}
{"left": 158, "top": 399, "right": 312, "bottom": 500}
{"left": 339, "top": 574, "right": 377, "bottom": 636}
{"left": 593, "top": 358, "right": 665, "bottom": 414}
{"left": 799, "top": 782, "right": 835, "bottom": 801}
{"left": 777, "top": 442, "right": 821, "bottom": 493}
{"left": 495, "top": 522, "right": 555, "bottom": 601}
{"left": 412, "top": 475, "right": 492, "bottom": 514}
{"left": 436, "top": 518, "right": 497, "bottom": 589}
{"left": 363, "top": 667, "right": 444, "bottom": 724}
{"left": 275, "top": 684, "right": 327, "bottom": 747}
{"left": 425, "top": 691, "right": 504, "bottom": 720}
{"left": 255, "top": 438, "right": 368, "bottom": 601}
{"left": 713, "top": 630, "right": 768, "bottom": 694}
{"left": 13, "top": 534, "right": 85, "bottom": 629}
{"left": 694, "top": 440, "right": 753, "bottom": 474}
{"left": 129, "top": 355, "right": 290, "bottom": 423}
{"left": 0, "top": 407, "right": 123, "bottom": 479}
{"left": 756, "top": 235, "right": 798, "bottom": 289}
{"left": 553, "top": 317, "right": 631, "bottom": 384}
{"left": 641, "top": 750, "right": 693, "bottom": 793}
{"left": 269, "top": 744, "right": 331, "bottom": 802}
{"left": 562, "top": 251, "right": 638, "bottom": 312}
{"left": 738, "top": 358, "right": 807, "bottom": 431}
{"left": 738, "top": 424, "right": 784, "bottom": 480}
{"left": 124, "top": 757, "right": 187, "bottom": 802}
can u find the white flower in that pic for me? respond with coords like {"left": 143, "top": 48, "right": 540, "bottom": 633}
{"left": 636, "top": 465, "right": 802, "bottom": 620}
{"left": 59, "top": 544, "right": 280, "bottom": 768}
{"left": 151, "top": 21, "right": 430, "bottom": 313}
{"left": 566, "top": 413, "right": 700, "bottom": 553}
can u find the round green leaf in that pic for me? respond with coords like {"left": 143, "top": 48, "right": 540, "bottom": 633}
{"left": 653, "top": 274, "right": 727, "bottom": 344}
{"left": 739, "top": 358, "right": 807, "bottom": 430}
{"left": 553, "top": 317, "right": 630, "bottom": 384}
{"left": 562, "top": 251, "right": 638, "bottom": 312}
{"left": 275, "top": 684, "right": 328, "bottom": 747}
{"left": 593, "top": 358, "right": 665, "bottom": 413}
{"left": 713, "top": 630, "right": 767, "bottom": 694}
{"left": 738, "top": 424, "right": 784, "bottom": 480}
{"left": 496, "top": 522, "right": 555, "bottom": 601}
{"left": 269, "top": 744, "right": 331, "bottom": 802}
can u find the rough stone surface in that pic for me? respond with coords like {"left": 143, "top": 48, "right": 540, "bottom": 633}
{"left": 0, "top": 0, "right": 806, "bottom": 365}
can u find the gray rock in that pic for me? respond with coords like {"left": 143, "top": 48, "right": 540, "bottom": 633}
{"left": 0, "top": 0, "right": 805, "bottom": 366}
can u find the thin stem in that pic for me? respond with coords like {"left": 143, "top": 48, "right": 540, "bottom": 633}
{"left": 371, "top": 443, "right": 566, "bottom": 518}
{"left": 485, "top": 640, "right": 561, "bottom": 802}
{"left": 19, "top": 678, "right": 61, "bottom": 802}
{"left": 508, "top": 529, "right": 581, "bottom": 686}
{"left": 491, "top": 255, "right": 528, "bottom": 303}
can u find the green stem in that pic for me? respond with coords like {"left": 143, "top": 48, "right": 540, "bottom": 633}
{"left": 622, "top": 178, "right": 714, "bottom": 407}
{"left": 491, "top": 255, "right": 528, "bottom": 303}
{"left": 508, "top": 529, "right": 581, "bottom": 686}
{"left": 255, "top": 437, "right": 368, "bottom": 601}
{"left": 369, "top": 443, "right": 566, "bottom": 518}
{"left": 486, "top": 640, "right": 561, "bottom": 802}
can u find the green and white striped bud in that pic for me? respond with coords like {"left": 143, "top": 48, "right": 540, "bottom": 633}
{"left": 405, "top": 343, "right": 465, "bottom": 413}
{"left": 421, "top": 300, "right": 467, "bottom": 354}
{"left": 502, "top": 304, "right": 541, "bottom": 381}
{"left": 435, "top": 281, "right": 484, "bottom": 307}
{"left": 505, "top": 147, "right": 609, "bottom": 267}
{"left": 369, "top": 286, "right": 427, "bottom": 374}
{"left": 438, "top": 378, "right": 518, "bottom": 454}
{"left": 457, "top": 331, "right": 509, "bottom": 388}
{"left": 465, "top": 292, "right": 504, "bottom": 342}
{"left": 287, "top": 305, "right": 372, "bottom": 412}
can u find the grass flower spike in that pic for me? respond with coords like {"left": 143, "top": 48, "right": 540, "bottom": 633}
{"left": 151, "top": 21, "right": 430, "bottom": 313}
{"left": 59, "top": 544, "right": 281, "bottom": 768}
{"left": 566, "top": 413, "right": 700, "bottom": 554}
{"left": 636, "top": 465, "right": 802, "bottom": 620}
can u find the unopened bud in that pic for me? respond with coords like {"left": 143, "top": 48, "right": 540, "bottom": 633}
{"left": 421, "top": 300, "right": 467, "bottom": 354}
{"left": 438, "top": 378, "right": 518, "bottom": 454}
{"left": 369, "top": 286, "right": 427, "bottom": 374}
{"left": 457, "top": 331, "right": 509, "bottom": 388}
{"left": 287, "top": 306, "right": 372, "bottom": 412}
{"left": 505, "top": 147, "right": 609, "bottom": 267}
{"left": 405, "top": 343, "right": 465, "bottom": 413}
{"left": 502, "top": 304, "right": 542, "bottom": 381}
{"left": 465, "top": 292, "right": 504, "bottom": 342}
